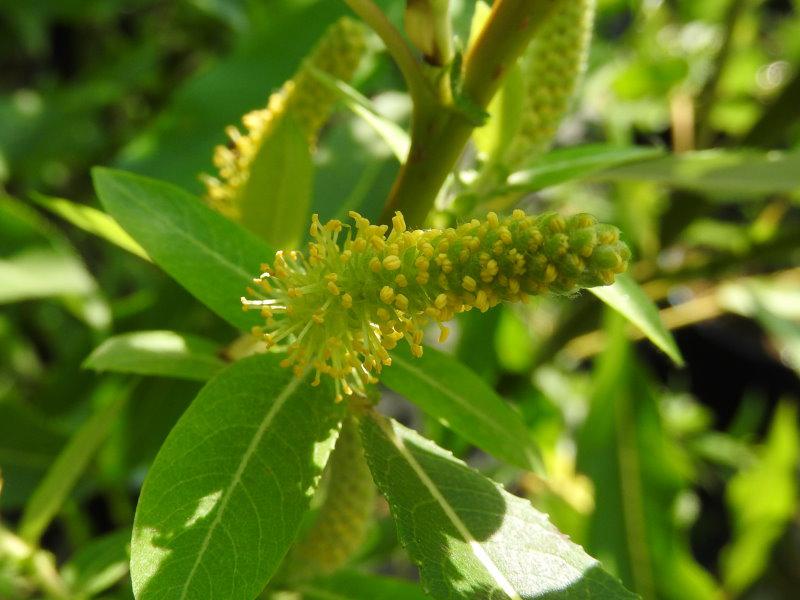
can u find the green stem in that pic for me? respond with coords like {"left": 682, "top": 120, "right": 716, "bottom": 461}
{"left": 379, "top": 0, "right": 561, "bottom": 227}
{"left": 695, "top": 0, "right": 747, "bottom": 148}
{"left": 342, "top": 0, "right": 432, "bottom": 108}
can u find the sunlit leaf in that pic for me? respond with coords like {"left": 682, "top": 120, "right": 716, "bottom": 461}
{"left": 0, "top": 248, "right": 96, "bottom": 304}
{"left": 62, "top": 529, "right": 131, "bottom": 597}
{"left": 590, "top": 273, "right": 684, "bottom": 366}
{"left": 130, "top": 353, "right": 344, "bottom": 599}
{"left": 93, "top": 168, "right": 272, "bottom": 332}
{"left": 31, "top": 193, "right": 150, "bottom": 260}
{"left": 0, "top": 196, "right": 110, "bottom": 328}
{"left": 308, "top": 66, "right": 410, "bottom": 162}
{"left": 591, "top": 150, "right": 800, "bottom": 197}
{"left": 84, "top": 330, "right": 225, "bottom": 381}
{"left": 502, "top": 145, "right": 664, "bottom": 193}
{"left": 384, "top": 344, "right": 540, "bottom": 471}
{"left": 361, "top": 412, "right": 636, "bottom": 600}
{"left": 722, "top": 401, "right": 799, "bottom": 594}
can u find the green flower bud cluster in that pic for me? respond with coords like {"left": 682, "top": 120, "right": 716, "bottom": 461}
{"left": 508, "top": 0, "right": 595, "bottom": 164}
{"left": 286, "top": 416, "right": 375, "bottom": 580}
{"left": 243, "top": 209, "right": 629, "bottom": 401}
{"left": 202, "top": 17, "right": 365, "bottom": 219}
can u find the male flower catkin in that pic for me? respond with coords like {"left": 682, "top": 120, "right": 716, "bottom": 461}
{"left": 508, "top": 0, "right": 595, "bottom": 164}
{"left": 243, "top": 210, "right": 630, "bottom": 401}
{"left": 202, "top": 17, "right": 365, "bottom": 219}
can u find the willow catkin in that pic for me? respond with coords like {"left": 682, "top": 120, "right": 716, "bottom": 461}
{"left": 508, "top": 0, "right": 595, "bottom": 164}
{"left": 202, "top": 17, "right": 366, "bottom": 219}
{"left": 243, "top": 209, "right": 629, "bottom": 401}
{"left": 285, "top": 415, "right": 375, "bottom": 580}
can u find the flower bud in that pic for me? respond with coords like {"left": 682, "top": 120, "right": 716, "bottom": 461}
{"left": 202, "top": 17, "right": 366, "bottom": 219}
{"left": 508, "top": 0, "right": 595, "bottom": 164}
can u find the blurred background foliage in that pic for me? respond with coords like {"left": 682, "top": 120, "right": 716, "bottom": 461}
{"left": 1, "top": 0, "right": 799, "bottom": 598}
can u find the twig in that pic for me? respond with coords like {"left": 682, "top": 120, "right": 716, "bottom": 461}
{"left": 342, "top": 0, "right": 432, "bottom": 109}
{"left": 379, "top": 0, "right": 561, "bottom": 227}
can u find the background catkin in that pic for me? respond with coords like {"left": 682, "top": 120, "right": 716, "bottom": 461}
{"left": 243, "top": 209, "right": 630, "bottom": 400}
{"left": 507, "top": 0, "right": 595, "bottom": 165}
{"left": 284, "top": 415, "right": 376, "bottom": 581}
{"left": 202, "top": 17, "right": 365, "bottom": 219}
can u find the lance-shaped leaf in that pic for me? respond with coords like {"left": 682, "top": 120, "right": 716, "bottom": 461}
{"left": 502, "top": 145, "right": 664, "bottom": 194}
{"left": 84, "top": 330, "right": 225, "bottom": 381}
{"left": 93, "top": 168, "right": 272, "bottom": 332}
{"left": 31, "top": 193, "right": 150, "bottom": 261}
{"left": 577, "top": 312, "right": 717, "bottom": 599}
{"left": 62, "top": 529, "right": 131, "bottom": 598}
{"left": 19, "top": 380, "right": 131, "bottom": 544}
{"left": 360, "top": 412, "right": 636, "bottom": 600}
{"left": 235, "top": 115, "right": 313, "bottom": 248}
{"left": 384, "top": 345, "right": 540, "bottom": 471}
{"left": 590, "top": 149, "right": 800, "bottom": 198}
{"left": 130, "top": 353, "right": 344, "bottom": 599}
{"left": 722, "top": 401, "right": 799, "bottom": 594}
{"left": 590, "top": 273, "right": 684, "bottom": 366}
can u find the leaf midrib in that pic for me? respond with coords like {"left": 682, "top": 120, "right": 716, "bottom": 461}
{"left": 177, "top": 372, "right": 305, "bottom": 599}
{"left": 376, "top": 415, "right": 523, "bottom": 600}
{"left": 103, "top": 173, "right": 257, "bottom": 292}
{"left": 389, "top": 353, "right": 527, "bottom": 464}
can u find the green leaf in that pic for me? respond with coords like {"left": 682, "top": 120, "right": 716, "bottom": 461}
{"left": 384, "top": 344, "right": 540, "bottom": 471}
{"left": 130, "top": 353, "right": 344, "bottom": 600}
{"left": 722, "top": 401, "right": 799, "bottom": 594}
{"left": 92, "top": 168, "right": 272, "bottom": 332}
{"left": 0, "top": 248, "right": 96, "bottom": 304}
{"left": 238, "top": 115, "right": 313, "bottom": 248}
{"left": 84, "top": 330, "right": 226, "bottom": 381}
{"left": 62, "top": 529, "right": 131, "bottom": 597}
{"left": 0, "top": 196, "right": 110, "bottom": 329}
{"left": 115, "top": 4, "right": 349, "bottom": 192}
{"left": 31, "top": 193, "right": 150, "bottom": 260}
{"left": 18, "top": 380, "right": 131, "bottom": 544}
{"left": 0, "top": 400, "right": 67, "bottom": 509}
{"left": 296, "top": 570, "right": 430, "bottom": 599}
{"left": 307, "top": 66, "right": 410, "bottom": 162}
{"left": 590, "top": 150, "right": 800, "bottom": 197}
{"left": 577, "top": 313, "right": 717, "bottom": 600}
{"left": 590, "top": 273, "right": 684, "bottom": 366}
{"left": 502, "top": 145, "right": 665, "bottom": 194}
{"left": 360, "top": 412, "right": 636, "bottom": 600}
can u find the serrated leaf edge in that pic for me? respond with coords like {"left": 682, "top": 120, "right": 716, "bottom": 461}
{"left": 371, "top": 414, "right": 523, "bottom": 600}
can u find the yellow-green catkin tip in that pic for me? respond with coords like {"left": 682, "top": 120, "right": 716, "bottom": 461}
{"left": 509, "top": 0, "right": 595, "bottom": 164}
{"left": 285, "top": 415, "right": 375, "bottom": 580}
{"left": 243, "top": 209, "right": 630, "bottom": 400}
{"left": 202, "top": 17, "right": 366, "bottom": 219}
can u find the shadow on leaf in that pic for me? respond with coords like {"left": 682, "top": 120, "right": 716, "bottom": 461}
{"left": 361, "top": 412, "right": 636, "bottom": 600}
